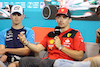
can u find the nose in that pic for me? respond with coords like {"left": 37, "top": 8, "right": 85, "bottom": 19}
{"left": 15, "top": 15, "right": 18, "bottom": 19}
{"left": 60, "top": 16, "right": 63, "bottom": 22}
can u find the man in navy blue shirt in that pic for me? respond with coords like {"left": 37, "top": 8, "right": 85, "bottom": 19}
{"left": 0, "top": 5, "right": 35, "bottom": 67}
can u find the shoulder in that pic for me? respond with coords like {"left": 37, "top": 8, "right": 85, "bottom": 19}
{"left": 23, "top": 27, "right": 34, "bottom": 36}
{"left": 24, "top": 27, "right": 34, "bottom": 32}
{"left": 48, "top": 31, "right": 55, "bottom": 37}
{"left": 23, "top": 27, "right": 32, "bottom": 30}
{"left": 72, "top": 29, "right": 83, "bottom": 39}
{"left": 72, "top": 29, "right": 82, "bottom": 35}
{"left": 62, "top": 28, "right": 79, "bottom": 38}
{"left": 71, "top": 29, "right": 81, "bottom": 34}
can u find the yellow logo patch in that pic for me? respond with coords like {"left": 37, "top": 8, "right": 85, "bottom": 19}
{"left": 67, "top": 33, "right": 72, "bottom": 37}
{"left": 49, "top": 39, "right": 54, "bottom": 44}
{"left": 49, "top": 47, "right": 53, "bottom": 50}
{"left": 61, "top": 9, "right": 64, "bottom": 12}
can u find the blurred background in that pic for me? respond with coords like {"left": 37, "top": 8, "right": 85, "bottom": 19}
{"left": 0, "top": 0, "right": 100, "bottom": 43}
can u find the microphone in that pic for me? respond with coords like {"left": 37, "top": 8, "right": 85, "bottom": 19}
{"left": 54, "top": 26, "right": 61, "bottom": 36}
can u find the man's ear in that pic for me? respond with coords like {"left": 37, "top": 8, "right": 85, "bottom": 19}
{"left": 22, "top": 15, "right": 25, "bottom": 19}
{"left": 69, "top": 18, "right": 72, "bottom": 23}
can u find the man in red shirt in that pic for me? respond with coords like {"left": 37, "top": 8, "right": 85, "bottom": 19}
{"left": 18, "top": 7, "right": 85, "bottom": 67}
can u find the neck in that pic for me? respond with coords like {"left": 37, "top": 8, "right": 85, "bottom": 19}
{"left": 61, "top": 25, "right": 69, "bottom": 33}
{"left": 12, "top": 24, "right": 23, "bottom": 29}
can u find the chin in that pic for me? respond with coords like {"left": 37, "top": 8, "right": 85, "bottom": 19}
{"left": 15, "top": 23, "right": 19, "bottom": 25}
{"left": 60, "top": 26, "right": 64, "bottom": 29}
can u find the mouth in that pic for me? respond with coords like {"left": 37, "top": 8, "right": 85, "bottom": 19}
{"left": 59, "top": 23, "right": 63, "bottom": 25}
{"left": 15, "top": 20, "right": 18, "bottom": 22}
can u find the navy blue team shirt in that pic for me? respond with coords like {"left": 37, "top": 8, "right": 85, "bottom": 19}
{"left": 0, "top": 27, "right": 35, "bottom": 56}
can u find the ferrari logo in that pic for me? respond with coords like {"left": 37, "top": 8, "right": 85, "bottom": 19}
{"left": 61, "top": 9, "right": 64, "bottom": 12}
{"left": 67, "top": 33, "right": 72, "bottom": 37}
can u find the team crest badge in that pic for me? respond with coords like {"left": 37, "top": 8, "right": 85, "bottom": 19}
{"left": 67, "top": 33, "right": 72, "bottom": 37}
{"left": 61, "top": 9, "right": 64, "bottom": 12}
